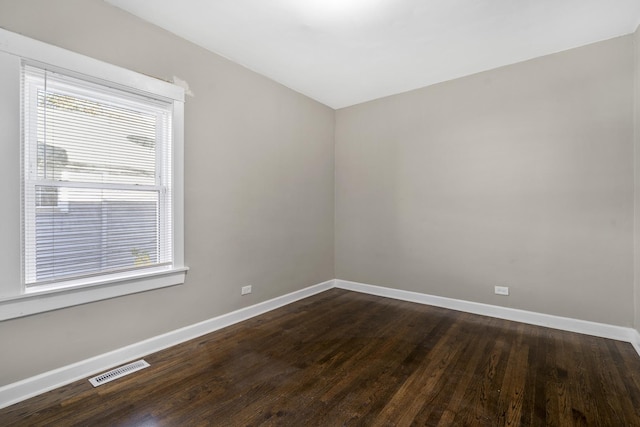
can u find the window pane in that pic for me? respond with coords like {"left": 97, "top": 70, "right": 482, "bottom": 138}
{"left": 23, "top": 65, "right": 174, "bottom": 288}
{"left": 34, "top": 187, "right": 159, "bottom": 283}
{"left": 36, "top": 87, "right": 159, "bottom": 186}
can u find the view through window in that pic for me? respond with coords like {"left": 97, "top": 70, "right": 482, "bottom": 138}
{"left": 23, "top": 65, "right": 174, "bottom": 288}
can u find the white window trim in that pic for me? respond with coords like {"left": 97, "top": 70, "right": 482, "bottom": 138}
{"left": 0, "top": 268, "right": 189, "bottom": 321}
{"left": 0, "top": 28, "right": 187, "bottom": 321}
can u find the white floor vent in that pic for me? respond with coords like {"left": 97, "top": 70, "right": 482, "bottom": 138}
{"left": 88, "top": 359, "right": 150, "bottom": 387}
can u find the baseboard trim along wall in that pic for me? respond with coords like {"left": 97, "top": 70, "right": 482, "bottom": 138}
{"left": 1, "top": 277, "right": 639, "bottom": 410}
{"left": 335, "top": 279, "right": 640, "bottom": 356}
{"left": 0, "top": 279, "right": 335, "bottom": 410}
{"left": 632, "top": 329, "right": 640, "bottom": 356}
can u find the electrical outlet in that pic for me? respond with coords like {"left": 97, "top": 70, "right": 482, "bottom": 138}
{"left": 241, "top": 285, "right": 252, "bottom": 295}
{"left": 494, "top": 286, "right": 509, "bottom": 296}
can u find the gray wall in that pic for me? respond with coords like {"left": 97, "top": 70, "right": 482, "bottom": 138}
{"left": 635, "top": 24, "right": 640, "bottom": 333}
{"left": 0, "top": 0, "right": 335, "bottom": 386}
{"left": 335, "top": 36, "right": 635, "bottom": 326}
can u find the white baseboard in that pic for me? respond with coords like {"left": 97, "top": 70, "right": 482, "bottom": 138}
{"left": 0, "top": 279, "right": 335, "bottom": 410}
{"left": 631, "top": 329, "right": 640, "bottom": 356}
{"left": 2, "top": 277, "right": 639, "bottom": 411}
{"left": 335, "top": 279, "right": 640, "bottom": 355}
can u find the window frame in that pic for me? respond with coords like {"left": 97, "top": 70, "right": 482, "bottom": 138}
{"left": 0, "top": 28, "right": 187, "bottom": 321}
{"left": 22, "top": 65, "right": 174, "bottom": 288}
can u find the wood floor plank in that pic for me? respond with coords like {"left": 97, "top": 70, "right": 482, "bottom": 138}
{"left": 517, "top": 321, "right": 541, "bottom": 426}
{"left": 430, "top": 316, "right": 493, "bottom": 426}
{"left": 496, "top": 323, "right": 529, "bottom": 426}
{"left": 1, "top": 288, "right": 640, "bottom": 426}
{"left": 446, "top": 316, "right": 504, "bottom": 425}
{"left": 465, "top": 316, "right": 513, "bottom": 425}
{"left": 569, "top": 333, "right": 599, "bottom": 426}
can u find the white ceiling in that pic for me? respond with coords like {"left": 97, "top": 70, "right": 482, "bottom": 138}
{"left": 106, "top": 0, "right": 640, "bottom": 109}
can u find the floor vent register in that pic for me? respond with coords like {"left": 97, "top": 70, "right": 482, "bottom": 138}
{"left": 88, "top": 359, "right": 150, "bottom": 387}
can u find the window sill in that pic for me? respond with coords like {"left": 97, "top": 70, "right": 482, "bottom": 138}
{"left": 0, "top": 267, "right": 188, "bottom": 321}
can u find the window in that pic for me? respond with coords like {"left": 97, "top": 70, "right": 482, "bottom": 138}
{"left": 22, "top": 65, "right": 174, "bottom": 290}
{"left": 0, "top": 28, "right": 186, "bottom": 320}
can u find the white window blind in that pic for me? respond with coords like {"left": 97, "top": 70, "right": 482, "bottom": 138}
{"left": 22, "top": 64, "right": 174, "bottom": 289}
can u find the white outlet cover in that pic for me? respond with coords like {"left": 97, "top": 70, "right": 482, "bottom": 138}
{"left": 494, "top": 286, "right": 509, "bottom": 296}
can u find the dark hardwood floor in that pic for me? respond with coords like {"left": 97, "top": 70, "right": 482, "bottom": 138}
{"left": 2, "top": 288, "right": 640, "bottom": 426}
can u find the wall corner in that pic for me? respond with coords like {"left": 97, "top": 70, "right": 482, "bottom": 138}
{"left": 633, "top": 24, "right": 640, "bottom": 333}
